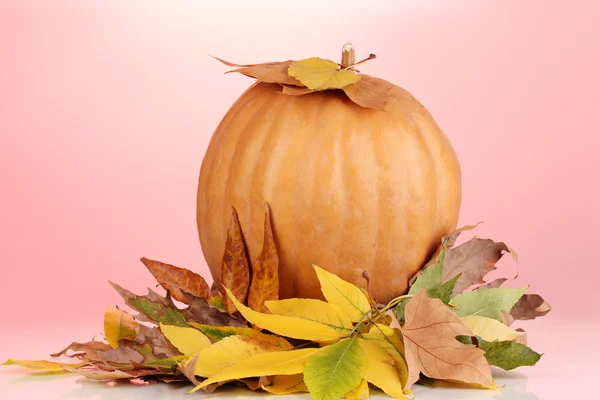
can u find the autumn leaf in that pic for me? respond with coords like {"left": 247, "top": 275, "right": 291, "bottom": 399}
{"left": 265, "top": 298, "right": 354, "bottom": 335}
{"left": 189, "top": 323, "right": 293, "bottom": 350}
{"left": 451, "top": 286, "right": 528, "bottom": 321}
{"left": 63, "top": 366, "right": 158, "bottom": 381}
{"left": 159, "top": 323, "right": 211, "bottom": 355}
{"left": 100, "top": 324, "right": 180, "bottom": 365}
{"left": 288, "top": 57, "right": 361, "bottom": 91}
{"left": 140, "top": 257, "right": 210, "bottom": 304}
{"left": 457, "top": 336, "right": 542, "bottom": 371}
{"left": 313, "top": 265, "right": 371, "bottom": 322}
{"left": 221, "top": 207, "right": 251, "bottom": 314}
{"left": 357, "top": 339, "right": 410, "bottom": 399}
{"left": 362, "top": 323, "right": 409, "bottom": 388}
{"left": 104, "top": 307, "right": 139, "bottom": 348}
{"left": 144, "top": 355, "right": 186, "bottom": 368}
{"left": 262, "top": 374, "right": 308, "bottom": 394}
{"left": 247, "top": 204, "right": 279, "bottom": 314}
{"left": 344, "top": 379, "right": 369, "bottom": 400}
{"left": 398, "top": 289, "right": 493, "bottom": 389}
{"left": 341, "top": 75, "right": 394, "bottom": 110}
{"left": 477, "top": 278, "right": 508, "bottom": 289}
{"left": 213, "top": 56, "right": 302, "bottom": 86}
{"left": 190, "top": 347, "right": 321, "bottom": 393}
{"left": 509, "top": 294, "right": 551, "bottom": 322}
{"left": 51, "top": 340, "right": 113, "bottom": 362}
{"left": 224, "top": 288, "right": 340, "bottom": 342}
{"left": 180, "top": 355, "right": 201, "bottom": 385}
{"left": 2, "top": 359, "right": 85, "bottom": 374}
{"left": 304, "top": 337, "right": 367, "bottom": 400}
{"left": 459, "top": 316, "right": 520, "bottom": 342}
{"left": 442, "top": 237, "right": 514, "bottom": 296}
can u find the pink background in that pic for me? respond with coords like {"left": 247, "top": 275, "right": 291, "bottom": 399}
{"left": 1, "top": 1, "right": 598, "bottom": 398}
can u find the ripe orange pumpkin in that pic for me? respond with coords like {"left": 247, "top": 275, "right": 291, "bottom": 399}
{"left": 196, "top": 52, "right": 461, "bottom": 303}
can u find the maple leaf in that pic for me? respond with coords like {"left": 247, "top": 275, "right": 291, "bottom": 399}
{"left": 212, "top": 56, "right": 302, "bottom": 86}
{"left": 220, "top": 207, "right": 251, "bottom": 314}
{"left": 140, "top": 257, "right": 210, "bottom": 304}
{"left": 304, "top": 337, "right": 367, "bottom": 400}
{"left": 247, "top": 205, "right": 279, "bottom": 314}
{"left": 288, "top": 57, "right": 361, "bottom": 91}
{"left": 397, "top": 289, "right": 493, "bottom": 389}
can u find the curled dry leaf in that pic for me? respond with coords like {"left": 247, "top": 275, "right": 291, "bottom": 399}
{"left": 51, "top": 341, "right": 113, "bottom": 362}
{"left": 221, "top": 207, "right": 251, "bottom": 314}
{"left": 140, "top": 257, "right": 210, "bottom": 304}
{"left": 212, "top": 56, "right": 301, "bottom": 86}
{"left": 104, "top": 307, "right": 139, "bottom": 348}
{"left": 247, "top": 205, "right": 280, "bottom": 314}
{"left": 509, "top": 294, "right": 551, "bottom": 322}
{"left": 341, "top": 75, "right": 394, "bottom": 110}
{"left": 398, "top": 289, "right": 493, "bottom": 389}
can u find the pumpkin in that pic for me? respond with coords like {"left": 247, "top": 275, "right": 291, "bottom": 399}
{"left": 196, "top": 45, "right": 461, "bottom": 303}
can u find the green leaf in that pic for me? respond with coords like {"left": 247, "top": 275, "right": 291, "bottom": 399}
{"left": 144, "top": 355, "right": 187, "bottom": 368}
{"left": 456, "top": 336, "right": 541, "bottom": 370}
{"left": 451, "top": 287, "right": 528, "bottom": 321}
{"left": 427, "top": 273, "right": 461, "bottom": 304}
{"left": 408, "top": 249, "right": 446, "bottom": 295}
{"left": 304, "top": 337, "right": 367, "bottom": 400}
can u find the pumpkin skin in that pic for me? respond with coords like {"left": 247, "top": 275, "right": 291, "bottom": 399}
{"left": 197, "top": 77, "right": 461, "bottom": 303}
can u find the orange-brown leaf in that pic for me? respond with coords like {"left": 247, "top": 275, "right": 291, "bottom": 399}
{"left": 140, "top": 258, "right": 210, "bottom": 304}
{"left": 221, "top": 207, "right": 251, "bottom": 314}
{"left": 398, "top": 289, "right": 493, "bottom": 389}
{"left": 247, "top": 204, "right": 279, "bottom": 314}
{"left": 212, "top": 56, "right": 302, "bottom": 86}
{"left": 341, "top": 75, "right": 394, "bottom": 110}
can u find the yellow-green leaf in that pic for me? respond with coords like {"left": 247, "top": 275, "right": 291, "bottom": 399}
{"left": 223, "top": 288, "right": 340, "bottom": 342}
{"left": 189, "top": 323, "right": 293, "bottom": 350}
{"left": 159, "top": 323, "right": 211, "bottom": 355}
{"left": 288, "top": 57, "right": 361, "bottom": 91}
{"left": 190, "top": 347, "right": 321, "bottom": 393}
{"left": 362, "top": 323, "right": 409, "bottom": 388}
{"left": 343, "top": 379, "right": 369, "bottom": 399}
{"left": 104, "top": 307, "right": 139, "bottom": 348}
{"left": 460, "top": 316, "right": 520, "bottom": 342}
{"left": 262, "top": 374, "right": 308, "bottom": 394}
{"left": 265, "top": 298, "right": 353, "bottom": 335}
{"left": 2, "top": 359, "right": 85, "bottom": 373}
{"left": 358, "top": 339, "right": 410, "bottom": 399}
{"left": 304, "top": 337, "right": 367, "bottom": 400}
{"left": 192, "top": 335, "right": 276, "bottom": 377}
{"left": 313, "top": 265, "right": 371, "bottom": 322}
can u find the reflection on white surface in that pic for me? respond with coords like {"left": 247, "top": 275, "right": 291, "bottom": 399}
{"left": 1, "top": 369, "right": 540, "bottom": 400}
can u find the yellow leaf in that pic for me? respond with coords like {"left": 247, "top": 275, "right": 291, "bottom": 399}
{"left": 460, "top": 316, "right": 520, "bottom": 342}
{"left": 159, "top": 323, "right": 211, "bottom": 355}
{"left": 363, "top": 323, "right": 409, "bottom": 388}
{"left": 2, "top": 359, "right": 85, "bottom": 373}
{"left": 223, "top": 288, "right": 340, "bottom": 342}
{"left": 343, "top": 379, "right": 370, "bottom": 399}
{"left": 189, "top": 323, "right": 293, "bottom": 350}
{"left": 313, "top": 265, "right": 371, "bottom": 322}
{"left": 262, "top": 374, "right": 308, "bottom": 394}
{"left": 358, "top": 339, "right": 411, "bottom": 400}
{"left": 265, "top": 298, "right": 353, "bottom": 335}
{"left": 191, "top": 335, "right": 275, "bottom": 377}
{"left": 288, "top": 58, "right": 361, "bottom": 91}
{"left": 190, "top": 347, "right": 321, "bottom": 393}
{"left": 104, "top": 306, "right": 139, "bottom": 348}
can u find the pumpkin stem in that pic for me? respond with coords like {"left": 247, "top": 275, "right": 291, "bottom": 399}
{"left": 341, "top": 43, "right": 356, "bottom": 69}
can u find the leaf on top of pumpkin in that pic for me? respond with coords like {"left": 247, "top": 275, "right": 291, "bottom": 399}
{"left": 509, "top": 294, "right": 551, "bottom": 322}
{"left": 441, "top": 238, "right": 514, "bottom": 296}
{"left": 140, "top": 257, "right": 210, "bottom": 304}
{"left": 190, "top": 347, "right": 321, "bottom": 393}
{"left": 313, "top": 265, "right": 371, "bottom": 323}
{"left": 221, "top": 207, "right": 251, "bottom": 314}
{"left": 104, "top": 307, "right": 139, "bottom": 348}
{"left": 288, "top": 57, "right": 361, "bottom": 91}
{"left": 398, "top": 289, "right": 493, "bottom": 390}
{"left": 341, "top": 75, "right": 394, "bottom": 110}
{"left": 247, "top": 204, "right": 279, "bottom": 314}
{"left": 451, "top": 286, "right": 528, "bottom": 321}
{"left": 159, "top": 323, "right": 211, "bottom": 355}
{"left": 224, "top": 288, "right": 340, "bottom": 342}
{"left": 189, "top": 323, "right": 293, "bottom": 350}
{"left": 265, "top": 298, "right": 354, "bottom": 335}
{"left": 212, "top": 56, "right": 302, "bottom": 86}
{"left": 304, "top": 337, "right": 367, "bottom": 400}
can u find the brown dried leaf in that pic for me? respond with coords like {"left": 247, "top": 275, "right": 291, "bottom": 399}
{"left": 181, "top": 355, "right": 202, "bottom": 385}
{"left": 500, "top": 310, "right": 515, "bottom": 326}
{"left": 212, "top": 56, "right": 302, "bottom": 86}
{"left": 477, "top": 278, "right": 508, "bottom": 290}
{"left": 51, "top": 341, "right": 113, "bottom": 363}
{"left": 140, "top": 257, "right": 210, "bottom": 304}
{"left": 442, "top": 238, "right": 513, "bottom": 296}
{"left": 341, "top": 75, "right": 394, "bottom": 110}
{"left": 63, "top": 366, "right": 158, "bottom": 381}
{"left": 443, "top": 222, "right": 483, "bottom": 248}
{"left": 398, "top": 289, "right": 493, "bottom": 390}
{"left": 510, "top": 294, "right": 551, "bottom": 321}
{"left": 247, "top": 204, "right": 280, "bottom": 313}
{"left": 221, "top": 207, "right": 251, "bottom": 314}
{"left": 241, "top": 376, "right": 273, "bottom": 391}
{"left": 181, "top": 292, "right": 247, "bottom": 327}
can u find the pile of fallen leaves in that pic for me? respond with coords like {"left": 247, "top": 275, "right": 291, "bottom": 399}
{"left": 3, "top": 208, "right": 550, "bottom": 400}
